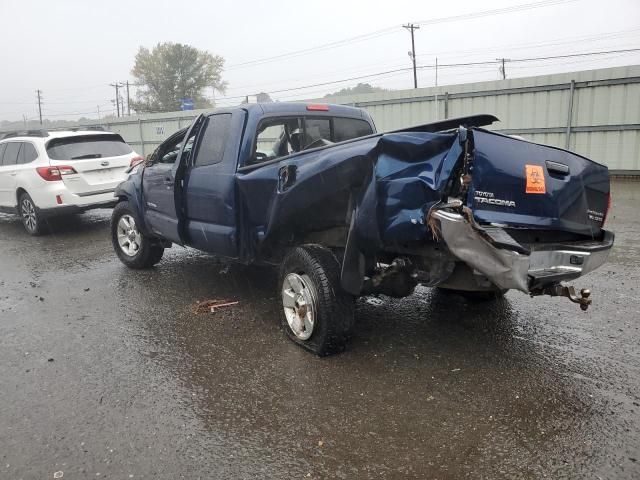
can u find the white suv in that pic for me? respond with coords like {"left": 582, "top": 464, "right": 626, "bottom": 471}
{"left": 0, "top": 128, "right": 142, "bottom": 235}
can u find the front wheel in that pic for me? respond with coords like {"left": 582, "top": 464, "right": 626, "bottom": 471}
{"left": 280, "top": 245, "right": 355, "bottom": 356}
{"left": 111, "top": 201, "right": 164, "bottom": 269}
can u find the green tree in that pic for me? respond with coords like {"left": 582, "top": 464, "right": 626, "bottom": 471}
{"left": 131, "top": 42, "right": 227, "bottom": 113}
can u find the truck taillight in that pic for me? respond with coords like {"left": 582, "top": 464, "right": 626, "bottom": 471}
{"left": 36, "top": 166, "right": 77, "bottom": 181}
{"left": 602, "top": 192, "right": 612, "bottom": 226}
{"left": 130, "top": 155, "right": 144, "bottom": 167}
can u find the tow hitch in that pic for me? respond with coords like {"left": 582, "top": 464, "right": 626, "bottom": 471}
{"left": 531, "top": 284, "right": 592, "bottom": 311}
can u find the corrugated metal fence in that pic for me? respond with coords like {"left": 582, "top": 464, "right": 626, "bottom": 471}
{"left": 85, "top": 65, "right": 640, "bottom": 173}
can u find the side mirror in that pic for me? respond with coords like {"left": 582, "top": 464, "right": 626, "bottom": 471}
{"left": 144, "top": 152, "right": 157, "bottom": 165}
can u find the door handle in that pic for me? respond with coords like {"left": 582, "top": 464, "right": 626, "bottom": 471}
{"left": 163, "top": 177, "right": 173, "bottom": 185}
{"left": 546, "top": 160, "right": 570, "bottom": 175}
{"left": 9, "top": 173, "right": 17, "bottom": 176}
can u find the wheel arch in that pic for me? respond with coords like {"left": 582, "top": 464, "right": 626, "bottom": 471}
{"left": 114, "top": 177, "right": 152, "bottom": 236}
{"left": 15, "top": 187, "right": 28, "bottom": 208}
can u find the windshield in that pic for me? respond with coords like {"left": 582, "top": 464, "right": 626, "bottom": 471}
{"left": 46, "top": 134, "right": 132, "bottom": 160}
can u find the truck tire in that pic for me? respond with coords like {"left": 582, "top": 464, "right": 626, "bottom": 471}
{"left": 436, "top": 287, "right": 508, "bottom": 302}
{"left": 111, "top": 201, "right": 164, "bottom": 269}
{"left": 19, "top": 192, "right": 45, "bottom": 236}
{"left": 280, "top": 245, "right": 356, "bottom": 356}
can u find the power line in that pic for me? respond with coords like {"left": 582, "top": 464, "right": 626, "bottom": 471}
{"left": 227, "top": 27, "right": 398, "bottom": 70}
{"left": 6, "top": 46, "right": 639, "bottom": 119}
{"left": 226, "top": 0, "right": 579, "bottom": 70}
{"left": 510, "top": 48, "right": 640, "bottom": 63}
{"left": 40, "top": 107, "right": 111, "bottom": 118}
{"left": 414, "top": 0, "right": 579, "bottom": 26}
{"left": 214, "top": 47, "right": 640, "bottom": 102}
{"left": 414, "top": 27, "right": 640, "bottom": 59}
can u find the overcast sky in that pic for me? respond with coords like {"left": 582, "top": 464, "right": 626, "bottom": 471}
{"left": 0, "top": 0, "right": 639, "bottom": 121}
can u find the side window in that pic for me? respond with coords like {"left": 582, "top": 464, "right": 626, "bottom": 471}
{"left": 2, "top": 142, "right": 21, "bottom": 166}
{"left": 0, "top": 143, "right": 6, "bottom": 166}
{"left": 333, "top": 118, "right": 374, "bottom": 142}
{"left": 304, "top": 118, "right": 332, "bottom": 149}
{"left": 19, "top": 142, "right": 38, "bottom": 164}
{"left": 252, "top": 118, "right": 303, "bottom": 165}
{"left": 194, "top": 114, "right": 231, "bottom": 167}
{"left": 156, "top": 131, "right": 189, "bottom": 164}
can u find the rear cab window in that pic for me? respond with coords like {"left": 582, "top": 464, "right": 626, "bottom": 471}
{"left": 250, "top": 116, "right": 373, "bottom": 166}
{"left": 46, "top": 134, "right": 132, "bottom": 160}
{"left": 334, "top": 117, "right": 374, "bottom": 142}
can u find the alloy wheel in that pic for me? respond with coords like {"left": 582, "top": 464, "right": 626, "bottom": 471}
{"left": 282, "top": 273, "right": 317, "bottom": 340}
{"left": 116, "top": 214, "right": 142, "bottom": 257}
{"left": 21, "top": 198, "right": 37, "bottom": 233}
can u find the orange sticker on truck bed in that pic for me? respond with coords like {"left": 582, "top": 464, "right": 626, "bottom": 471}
{"left": 525, "top": 164, "right": 546, "bottom": 194}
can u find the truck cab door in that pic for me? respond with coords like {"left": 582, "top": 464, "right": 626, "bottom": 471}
{"left": 142, "top": 115, "right": 204, "bottom": 244}
{"left": 182, "top": 112, "right": 243, "bottom": 257}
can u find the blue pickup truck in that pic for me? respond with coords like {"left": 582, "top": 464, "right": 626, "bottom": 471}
{"left": 111, "top": 102, "right": 614, "bottom": 355}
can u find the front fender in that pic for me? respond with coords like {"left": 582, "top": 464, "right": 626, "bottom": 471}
{"left": 114, "top": 172, "right": 152, "bottom": 236}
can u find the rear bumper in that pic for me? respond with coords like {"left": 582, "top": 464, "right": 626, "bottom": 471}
{"left": 37, "top": 198, "right": 117, "bottom": 218}
{"left": 434, "top": 210, "right": 614, "bottom": 292}
{"left": 527, "top": 230, "right": 614, "bottom": 289}
{"left": 27, "top": 185, "right": 118, "bottom": 217}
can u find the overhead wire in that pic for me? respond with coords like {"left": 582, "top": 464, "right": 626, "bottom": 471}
{"left": 226, "top": 0, "right": 580, "bottom": 70}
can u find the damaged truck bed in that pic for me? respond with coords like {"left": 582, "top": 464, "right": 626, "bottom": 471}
{"left": 113, "top": 103, "right": 614, "bottom": 355}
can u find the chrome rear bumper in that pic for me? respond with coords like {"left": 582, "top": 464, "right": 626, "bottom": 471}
{"left": 527, "top": 231, "right": 614, "bottom": 289}
{"left": 434, "top": 210, "right": 614, "bottom": 293}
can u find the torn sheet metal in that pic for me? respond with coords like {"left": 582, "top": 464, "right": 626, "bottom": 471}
{"left": 237, "top": 130, "right": 462, "bottom": 260}
{"left": 433, "top": 210, "right": 530, "bottom": 292}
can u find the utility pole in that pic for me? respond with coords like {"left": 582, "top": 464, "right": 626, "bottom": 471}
{"left": 403, "top": 23, "right": 420, "bottom": 89}
{"left": 110, "top": 83, "right": 120, "bottom": 117}
{"left": 22, "top": 114, "right": 27, "bottom": 128}
{"left": 97, "top": 105, "right": 101, "bottom": 120}
{"left": 36, "top": 89, "right": 43, "bottom": 125}
{"left": 126, "top": 81, "right": 131, "bottom": 116}
{"left": 497, "top": 58, "right": 511, "bottom": 80}
{"left": 435, "top": 57, "right": 438, "bottom": 87}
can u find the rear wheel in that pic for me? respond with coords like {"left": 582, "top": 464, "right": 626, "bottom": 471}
{"left": 280, "top": 245, "right": 355, "bottom": 356}
{"left": 19, "top": 192, "right": 44, "bottom": 236}
{"left": 436, "top": 287, "right": 508, "bottom": 302}
{"left": 111, "top": 201, "right": 164, "bottom": 269}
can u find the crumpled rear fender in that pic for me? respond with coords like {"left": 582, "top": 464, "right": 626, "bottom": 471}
{"left": 236, "top": 130, "right": 465, "bottom": 291}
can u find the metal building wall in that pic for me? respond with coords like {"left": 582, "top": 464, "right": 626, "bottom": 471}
{"left": 82, "top": 65, "right": 640, "bottom": 173}
{"left": 87, "top": 109, "right": 206, "bottom": 157}
{"left": 318, "top": 65, "right": 640, "bottom": 173}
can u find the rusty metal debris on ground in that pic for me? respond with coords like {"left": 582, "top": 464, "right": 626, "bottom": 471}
{"left": 192, "top": 299, "right": 239, "bottom": 314}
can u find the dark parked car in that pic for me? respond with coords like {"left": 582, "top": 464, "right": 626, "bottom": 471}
{"left": 111, "top": 102, "right": 614, "bottom": 355}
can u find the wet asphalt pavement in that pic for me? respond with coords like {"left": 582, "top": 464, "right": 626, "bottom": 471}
{"left": 1, "top": 180, "right": 639, "bottom": 480}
